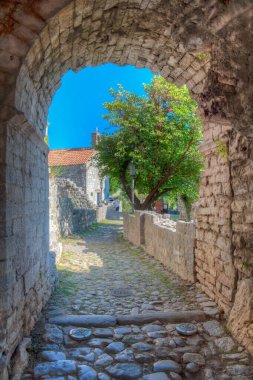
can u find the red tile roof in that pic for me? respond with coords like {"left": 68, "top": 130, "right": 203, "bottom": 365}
{"left": 48, "top": 148, "right": 95, "bottom": 167}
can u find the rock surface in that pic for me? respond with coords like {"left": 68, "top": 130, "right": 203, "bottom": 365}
{"left": 203, "top": 321, "right": 224, "bottom": 337}
{"left": 34, "top": 360, "right": 76, "bottom": 377}
{"left": 106, "top": 363, "right": 142, "bottom": 379}
{"left": 153, "top": 360, "right": 182, "bottom": 373}
{"left": 78, "top": 364, "right": 98, "bottom": 380}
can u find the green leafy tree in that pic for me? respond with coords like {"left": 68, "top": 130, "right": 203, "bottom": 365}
{"left": 95, "top": 75, "right": 204, "bottom": 210}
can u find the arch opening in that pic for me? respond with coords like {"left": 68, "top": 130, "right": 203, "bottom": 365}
{"left": 0, "top": 1, "right": 253, "bottom": 376}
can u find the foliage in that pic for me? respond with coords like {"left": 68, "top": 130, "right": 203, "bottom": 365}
{"left": 165, "top": 193, "right": 178, "bottom": 210}
{"left": 118, "top": 193, "right": 132, "bottom": 213}
{"left": 108, "top": 177, "right": 132, "bottom": 212}
{"left": 242, "top": 261, "right": 252, "bottom": 270}
{"left": 195, "top": 53, "right": 208, "bottom": 61}
{"left": 50, "top": 166, "right": 64, "bottom": 177}
{"left": 180, "top": 194, "right": 192, "bottom": 221}
{"left": 109, "top": 176, "right": 121, "bottom": 195}
{"left": 164, "top": 179, "right": 200, "bottom": 211}
{"left": 44, "top": 121, "right": 50, "bottom": 145}
{"left": 215, "top": 139, "right": 229, "bottom": 160}
{"left": 95, "top": 75, "right": 204, "bottom": 210}
{"left": 44, "top": 134, "right": 49, "bottom": 145}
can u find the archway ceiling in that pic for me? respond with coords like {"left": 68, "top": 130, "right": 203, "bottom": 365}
{"left": 0, "top": 0, "right": 253, "bottom": 136}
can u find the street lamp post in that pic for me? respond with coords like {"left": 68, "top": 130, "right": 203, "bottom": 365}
{"left": 129, "top": 159, "right": 136, "bottom": 212}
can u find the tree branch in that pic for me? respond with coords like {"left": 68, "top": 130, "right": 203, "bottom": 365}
{"left": 141, "top": 174, "right": 171, "bottom": 210}
{"left": 140, "top": 140, "right": 194, "bottom": 210}
{"left": 154, "top": 187, "right": 173, "bottom": 201}
{"left": 169, "top": 139, "right": 194, "bottom": 176}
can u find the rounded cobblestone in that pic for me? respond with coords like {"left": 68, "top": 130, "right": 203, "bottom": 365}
{"left": 24, "top": 222, "right": 253, "bottom": 380}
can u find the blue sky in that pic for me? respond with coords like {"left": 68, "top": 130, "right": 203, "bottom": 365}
{"left": 48, "top": 64, "right": 154, "bottom": 149}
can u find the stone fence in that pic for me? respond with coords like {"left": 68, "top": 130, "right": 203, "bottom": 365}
{"left": 96, "top": 204, "right": 126, "bottom": 221}
{"left": 58, "top": 197, "right": 96, "bottom": 236}
{"left": 124, "top": 211, "right": 196, "bottom": 283}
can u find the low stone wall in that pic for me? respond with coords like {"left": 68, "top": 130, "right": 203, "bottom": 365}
{"left": 97, "top": 205, "right": 126, "bottom": 222}
{"left": 123, "top": 212, "right": 143, "bottom": 247}
{"left": 96, "top": 205, "right": 108, "bottom": 222}
{"left": 58, "top": 197, "right": 96, "bottom": 237}
{"left": 106, "top": 206, "right": 126, "bottom": 221}
{"left": 124, "top": 212, "right": 196, "bottom": 283}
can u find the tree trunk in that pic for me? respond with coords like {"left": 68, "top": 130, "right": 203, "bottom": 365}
{"left": 141, "top": 176, "right": 169, "bottom": 210}
{"left": 119, "top": 173, "right": 141, "bottom": 209}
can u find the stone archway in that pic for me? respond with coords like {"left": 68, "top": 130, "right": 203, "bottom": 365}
{"left": 0, "top": 0, "right": 253, "bottom": 375}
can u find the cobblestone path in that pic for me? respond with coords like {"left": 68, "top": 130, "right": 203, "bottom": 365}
{"left": 23, "top": 221, "right": 253, "bottom": 380}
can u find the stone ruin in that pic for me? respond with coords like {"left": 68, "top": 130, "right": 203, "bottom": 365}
{"left": 0, "top": 0, "right": 253, "bottom": 377}
{"left": 49, "top": 175, "right": 96, "bottom": 248}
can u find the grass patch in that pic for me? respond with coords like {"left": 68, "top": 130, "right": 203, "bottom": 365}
{"left": 54, "top": 269, "right": 80, "bottom": 296}
{"left": 126, "top": 245, "right": 174, "bottom": 289}
{"left": 100, "top": 219, "right": 123, "bottom": 225}
{"left": 61, "top": 220, "right": 123, "bottom": 241}
{"left": 169, "top": 214, "right": 180, "bottom": 221}
{"left": 60, "top": 223, "right": 102, "bottom": 241}
{"left": 61, "top": 235, "right": 83, "bottom": 244}
{"left": 195, "top": 52, "right": 208, "bottom": 61}
{"left": 88, "top": 223, "right": 101, "bottom": 230}
{"left": 146, "top": 263, "right": 173, "bottom": 289}
{"left": 115, "top": 233, "right": 124, "bottom": 243}
{"left": 125, "top": 244, "right": 192, "bottom": 294}
{"left": 224, "top": 325, "right": 232, "bottom": 336}
{"left": 57, "top": 251, "right": 76, "bottom": 268}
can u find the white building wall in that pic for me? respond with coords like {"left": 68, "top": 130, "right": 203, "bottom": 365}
{"left": 86, "top": 162, "right": 105, "bottom": 206}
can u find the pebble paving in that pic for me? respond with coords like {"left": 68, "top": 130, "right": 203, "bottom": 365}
{"left": 22, "top": 221, "right": 253, "bottom": 380}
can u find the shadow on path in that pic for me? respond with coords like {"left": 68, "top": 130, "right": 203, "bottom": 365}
{"left": 23, "top": 221, "right": 253, "bottom": 380}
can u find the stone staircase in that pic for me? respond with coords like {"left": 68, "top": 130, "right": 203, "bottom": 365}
{"left": 20, "top": 310, "right": 253, "bottom": 380}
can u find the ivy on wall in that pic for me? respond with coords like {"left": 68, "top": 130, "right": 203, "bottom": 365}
{"left": 50, "top": 166, "right": 65, "bottom": 176}
{"left": 215, "top": 139, "right": 229, "bottom": 161}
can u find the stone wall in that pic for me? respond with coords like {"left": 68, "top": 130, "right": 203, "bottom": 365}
{"left": 124, "top": 212, "right": 196, "bottom": 283}
{"left": 228, "top": 132, "right": 253, "bottom": 353}
{"left": 195, "top": 120, "right": 234, "bottom": 314}
{"left": 51, "top": 164, "right": 86, "bottom": 189}
{"left": 0, "top": 116, "right": 56, "bottom": 378}
{"left": 96, "top": 205, "right": 125, "bottom": 222}
{"left": 196, "top": 121, "right": 253, "bottom": 354}
{"left": 124, "top": 119, "right": 253, "bottom": 354}
{"left": 55, "top": 177, "right": 93, "bottom": 209}
{"left": 11, "top": 1, "right": 253, "bottom": 136}
{"left": 49, "top": 176, "right": 96, "bottom": 239}
{"left": 59, "top": 198, "right": 96, "bottom": 236}
{"left": 50, "top": 162, "right": 107, "bottom": 207}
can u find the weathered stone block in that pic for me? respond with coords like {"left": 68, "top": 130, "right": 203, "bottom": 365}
{"left": 228, "top": 279, "right": 253, "bottom": 354}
